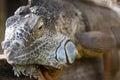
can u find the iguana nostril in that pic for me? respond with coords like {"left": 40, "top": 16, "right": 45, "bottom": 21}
{"left": 10, "top": 40, "right": 25, "bottom": 50}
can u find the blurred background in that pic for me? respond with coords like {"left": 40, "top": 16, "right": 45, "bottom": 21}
{"left": 0, "top": 0, "right": 28, "bottom": 54}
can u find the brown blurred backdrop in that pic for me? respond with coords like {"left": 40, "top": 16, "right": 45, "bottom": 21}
{"left": 0, "top": 0, "right": 27, "bottom": 54}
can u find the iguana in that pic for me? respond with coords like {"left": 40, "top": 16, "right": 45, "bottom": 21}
{"left": 1, "top": 0, "right": 120, "bottom": 80}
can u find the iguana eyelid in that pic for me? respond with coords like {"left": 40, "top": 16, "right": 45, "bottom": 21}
{"left": 24, "top": 14, "right": 30, "bottom": 18}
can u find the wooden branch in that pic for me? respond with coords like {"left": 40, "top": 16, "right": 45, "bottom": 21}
{"left": 0, "top": 54, "right": 6, "bottom": 60}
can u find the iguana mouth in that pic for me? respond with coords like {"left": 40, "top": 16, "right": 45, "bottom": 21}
{"left": 2, "top": 31, "right": 78, "bottom": 68}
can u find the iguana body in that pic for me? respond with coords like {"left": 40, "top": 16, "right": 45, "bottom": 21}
{"left": 81, "top": 0, "right": 120, "bottom": 16}
{"left": 1, "top": 0, "right": 120, "bottom": 80}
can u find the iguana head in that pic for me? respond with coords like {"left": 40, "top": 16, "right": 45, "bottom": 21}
{"left": 1, "top": 0, "right": 78, "bottom": 70}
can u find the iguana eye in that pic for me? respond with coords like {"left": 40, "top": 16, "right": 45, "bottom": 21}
{"left": 38, "top": 21, "right": 44, "bottom": 30}
{"left": 38, "top": 25, "right": 43, "bottom": 30}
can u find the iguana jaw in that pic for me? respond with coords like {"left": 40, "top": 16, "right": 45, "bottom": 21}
{"left": 2, "top": 30, "right": 78, "bottom": 68}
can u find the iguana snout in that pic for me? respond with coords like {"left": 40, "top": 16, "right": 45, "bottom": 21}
{"left": 1, "top": 13, "right": 39, "bottom": 63}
